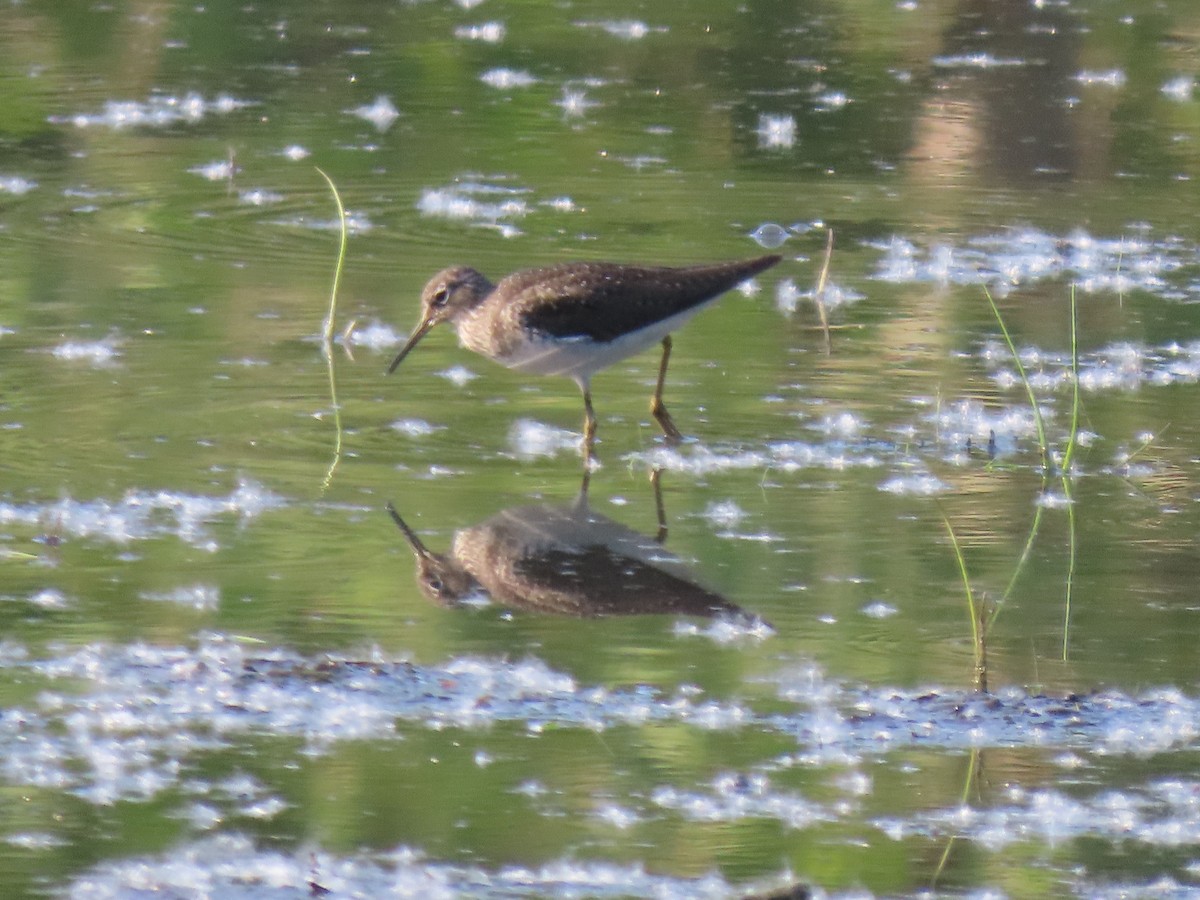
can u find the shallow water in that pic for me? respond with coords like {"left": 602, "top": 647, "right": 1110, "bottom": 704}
{"left": 3, "top": 1, "right": 1200, "bottom": 897}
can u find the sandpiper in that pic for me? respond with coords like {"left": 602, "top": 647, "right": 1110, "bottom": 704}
{"left": 387, "top": 254, "right": 781, "bottom": 455}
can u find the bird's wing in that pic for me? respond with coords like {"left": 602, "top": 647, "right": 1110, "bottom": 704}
{"left": 509, "top": 256, "right": 780, "bottom": 343}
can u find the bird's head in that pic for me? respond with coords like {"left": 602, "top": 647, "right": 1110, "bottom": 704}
{"left": 387, "top": 266, "right": 492, "bottom": 374}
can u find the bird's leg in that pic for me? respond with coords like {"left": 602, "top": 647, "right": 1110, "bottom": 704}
{"left": 581, "top": 382, "right": 598, "bottom": 462}
{"left": 649, "top": 467, "right": 668, "bottom": 544}
{"left": 651, "top": 336, "right": 683, "bottom": 443}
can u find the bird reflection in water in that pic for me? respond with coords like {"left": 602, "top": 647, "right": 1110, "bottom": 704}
{"left": 387, "top": 472, "right": 759, "bottom": 621}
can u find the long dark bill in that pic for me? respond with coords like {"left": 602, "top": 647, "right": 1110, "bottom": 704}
{"left": 385, "top": 502, "right": 432, "bottom": 560}
{"left": 386, "top": 318, "right": 434, "bottom": 375}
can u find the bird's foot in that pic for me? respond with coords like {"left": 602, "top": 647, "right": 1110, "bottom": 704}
{"left": 651, "top": 403, "right": 683, "bottom": 445}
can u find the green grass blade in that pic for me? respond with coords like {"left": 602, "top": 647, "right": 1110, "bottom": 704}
{"left": 316, "top": 167, "right": 348, "bottom": 349}
{"left": 1059, "top": 285, "right": 1080, "bottom": 659}
{"left": 1061, "top": 490, "right": 1077, "bottom": 660}
{"left": 316, "top": 167, "right": 349, "bottom": 493}
{"left": 941, "top": 511, "right": 982, "bottom": 675}
{"left": 1060, "top": 284, "right": 1081, "bottom": 475}
{"left": 983, "top": 285, "right": 1050, "bottom": 472}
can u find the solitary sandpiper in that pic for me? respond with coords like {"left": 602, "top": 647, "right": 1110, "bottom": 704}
{"left": 387, "top": 254, "right": 781, "bottom": 455}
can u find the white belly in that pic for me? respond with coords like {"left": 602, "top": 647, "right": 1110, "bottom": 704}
{"left": 494, "top": 303, "right": 712, "bottom": 381}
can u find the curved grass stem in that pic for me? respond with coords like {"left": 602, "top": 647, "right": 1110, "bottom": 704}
{"left": 316, "top": 167, "right": 348, "bottom": 493}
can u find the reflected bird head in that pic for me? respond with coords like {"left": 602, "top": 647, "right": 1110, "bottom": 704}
{"left": 387, "top": 266, "right": 493, "bottom": 374}
{"left": 386, "top": 503, "right": 480, "bottom": 608}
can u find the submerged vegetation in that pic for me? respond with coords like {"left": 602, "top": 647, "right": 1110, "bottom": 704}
{"left": 943, "top": 285, "right": 1087, "bottom": 691}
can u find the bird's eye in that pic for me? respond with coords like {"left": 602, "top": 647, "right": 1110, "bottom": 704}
{"left": 431, "top": 285, "right": 450, "bottom": 308}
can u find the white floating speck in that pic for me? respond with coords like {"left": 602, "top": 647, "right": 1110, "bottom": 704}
{"left": 756, "top": 113, "right": 796, "bottom": 149}
{"left": 861, "top": 601, "right": 898, "bottom": 619}
{"left": 816, "top": 90, "right": 850, "bottom": 110}
{"left": 50, "top": 337, "right": 122, "bottom": 365}
{"left": 815, "top": 411, "right": 865, "bottom": 438}
{"left": 28, "top": 589, "right": 70, "bottom": 610}
{"left": 188, "top": 159, "right": 235, "bottom": 181}
{"left": 595, "top": 803, "right": 641, "bottom": 829}
{"left": 1036, "top": 492, "right": 1074, "bottom": 509}
{"left": 179, "top": 803, "right": 223, "bottom": 831}
{"left": 345, "top": 320, "right": 402, "bottom": 350}
{"left": 931, "top": 53, "right": 1026, "bottom": 68}
{"left": 272, "top": 211, "right": 373, "bottom": 235}
{"left": 508, "top": 419, "right": 580, "bottom": 459}
{"left": 281, "top": 144, "right": 311, "bottom": 161}
{"left": 417, "top": 186, "right": 529, "bottom": 224}
{"left": 816, "top": 282, "right": 865, "bottom": 310}
{"left": 556, "top": 87, "right": 598, "bottom": 118}
{"left": 878, "top": 473, "right": 948, "bottom": 495}
{"left": 480, "top": 68, "right": 537, "bottom": 89}
{"left": 1162, "top": 76, "right": 1195, "bottom": 102}
{"left": 241, "top": 796, "right": 288, "bottom": 820}
{"left": 750, "top": 223, "right": 790, "bottom": 249}
{"left": 0, "top": 175, "right": 36, "bottom": 195}
{"left": 0, "top": 479, "right": 281, "bottom": 549}
{"left": 390, "top": 418, "right": 442, "bottom": 437}
{"left": 438, "top": 365, "right": 478, "bottom": 387}
{"left": 54, "top": 92, "right": 253, "bottom": 130}
{"left": 238, "top": 188, "right": 283, "bottom": 206}
{"left": 454, "top": 22, "right": 505, "bottom": 43}
{"left": 598, "top": 20, "right": 651, "bottom": 39}
{"left": 1054, "top": 752, "right": 1087, "bottom": 769}
{"left": 350, "top": 95, "right": 400, "bottom": 132}
{"left": 1075, "top": 69, "right": 1126, "bottom": 88}
{"left": 703, "top": 500, "right": 747, "bottom": 528}
{"left": 140, "top": 585, "right": 220, "bottom": 611}
{"left": 737, "top": 277, "right": 762, "bottom": 297}
{"left": 674, "top": 616, "right": 774, "bottom": 644}
{"left": 514, "top": 780, "right": 548, "bottom": 797}
{"left": 4, "top": 831, "right": 69, "bottom": 849}
{"left": 775, "top": 278, "right": 802, "bottom": 314}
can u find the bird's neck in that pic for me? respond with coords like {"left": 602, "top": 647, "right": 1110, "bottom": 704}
{"left": 454, "top": 297, "right": 510, "bottom": 357}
